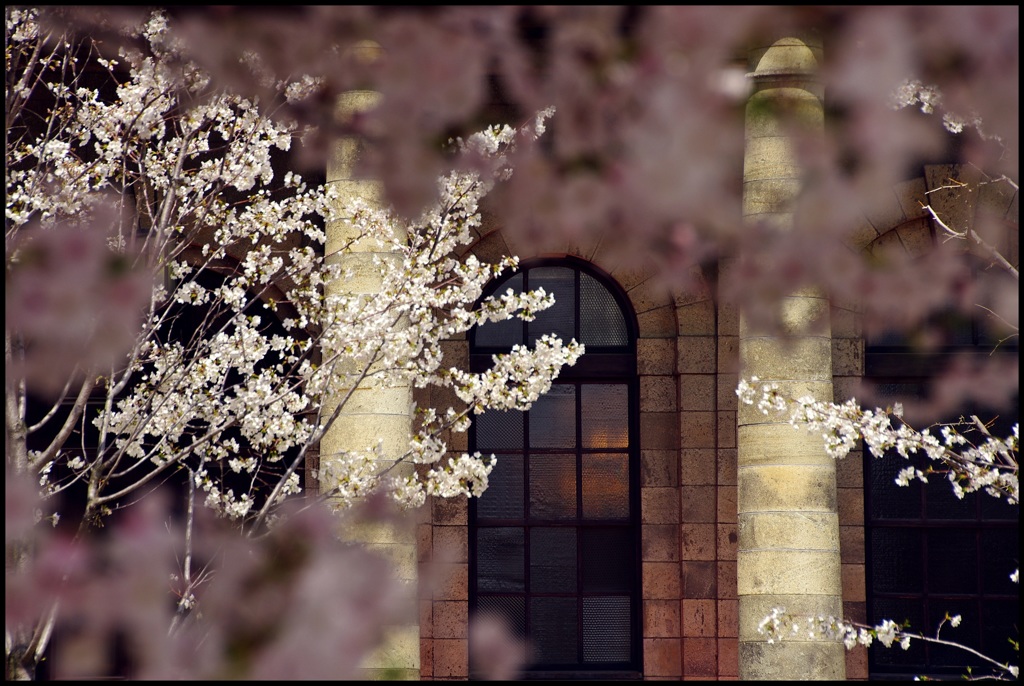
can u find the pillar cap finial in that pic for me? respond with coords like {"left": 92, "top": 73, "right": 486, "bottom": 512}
{"left": 747, "top": 37, "right": 820, "bottom": 80}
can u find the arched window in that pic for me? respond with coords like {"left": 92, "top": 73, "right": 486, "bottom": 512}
{"left": 469, "top": 258, "right": 641, "bottom": 678}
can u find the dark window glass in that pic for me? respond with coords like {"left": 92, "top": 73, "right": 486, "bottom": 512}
{"left": 474, "top": 273, "right": 524, "bottom": 347}
{"left": 477, "top": 454, "right": 523, "bottom": 520}
{"left": 530, "top": 528, "right": 577, "bottom": 593}
{"left": 581, "top": 528, "right": 634, "bottom": 593}
{"left": 583, "top": 597, "right": 632, "bottom": 662}
{"left": 530, "top": 597, "right": 578, "bottom": 663}
{"left": 528, "top": 267, "right": 576, "bottom": 345}
{"left": 477, "top": 527, "right": 525, "bottom": 592}
{"left": 582, "top": 454, "right": 629, "bottom": 520}
{"left": 472, "top": 263, "right": 631, "bottom": 352}
{"left": 581, "top": 385, "right": 629, "bottom": 448}
{"left": 530, "top": 454, "right": 576, "bottom": 520}
{"left": 530, "top": 386, "right": 576, "bottom": 449}
{"left": 865, "top": 332, "right": 1019, "bottom": 679}
{"left": 580, "top": 273, "right": 628, "bottom": 347}
{"left": 476, "top": 409, "right": 523, "bottom": 451}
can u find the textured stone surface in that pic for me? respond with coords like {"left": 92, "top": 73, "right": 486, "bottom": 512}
{"left": 643, "top": 524, "right": 681, "bottom": 562}
{"left": 645, "top": 600, "right": 682, "bottom": 638}
{"left": 677, "top": 300, "right": 717, "bottom": 336}
{"left": 737, "top": 464, "right": 839, "bottom": 513}
{"left": 638, "top": 305, "right": 678, "bottom": 338}
{"left": 680, "top": 485, "right": 716, "bottom": 523}
{"left": 738, "top": 640, "right": 846, "bottom": 680}
{"left": 638, "top": 338, "right": 677, "bottom": 375}
{"left": 361, "top": 624, "right": 420, "bottom": 670}
{"left": 644, "top": 638, "right": 683, "bottom": 677}
{"left": 683, "top": 636, "right": 718, "bottom": 677}
{"left": 895, "top": 217, "right": 935, "bottom": 258}
{"left": 738, "top": 336, "right": 833, "bottom": 381}
{"left": 679, "top": 411, "right": 716, "bottom": 449}
{"left": 738, "top": 511, "right": 840, "bottom": 551}
{"left": 643, "top": 411, "right": 682, "bottom": 450}
{"left": 641, "top": 450, "right": 678, "bottom": 487}
{"left": 680, "top": 523, "right": 716, "bottom": 561}
{"left": 738, "top": 549, "right": 843, "bottom": 597}
{"left": 680, "top": 448, "right": 717, "bottom": 486}
{"left": 431, "top": 639, "right": 468, "bottom": 678}
{"left": 683, "top": 598, "right": 717, "bottom": 637}
{"left": 682, "top": 560, "right": 718, "bottom": 598}
{"left": 677, "top": 336, "right": 716, "bottom": 374}
{"left": 643, "top": 487, "right": 681, "bottom": 524}
{"left": 738, "top": 594, "right": 844, "bottom": 643}
{"left": 641, "top": 375, "right": 678, "bottom": 412}
{"left": 894, "top": 177, "right": 928, "bottom": 220}
{"left": 864, "top": 188, "right": 907, "bottom": 235}
{"left": 643, "top": 562, "right": 682, "bottom": 599}
{"left": 735, "top": 421, "right": 835, "bottom": 464}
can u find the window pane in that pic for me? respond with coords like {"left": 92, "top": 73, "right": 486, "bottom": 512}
{"left": 583, "top": 597, "right": 631, "bottom": 662}
{"left": 477, "top": 527, "right": 525, "bottom": 592}
{"left": 529, "top": 385, "right": 576, "bottom": 448}
{"left": 866, "top": 334, "right": 1019, "bottom": 679}
{"left": 979, "top": 491, "right": 1017, "bottom": 520}
{"left": 927, "top": 529, "right": 977, "bottom": 594}
{"left": 581, "top": 385, "right": 628, "bottom": 448}
{"left": 869, "top": 598, "right": 926, "bottom": 668}
{"left": 475, "top": 596, "right": 526, "bottom": 640}
{"left": 982, "top": 598, "right": 1021, "bottom": 665}
{"left": 582, "top": 453, "right": 629, "bottom": 519}
{"left": 979, "top": 528, "right": 1019, "bottom": 595}
{"left": 580, "top": 273, "right": 627, "bottom": 347}
{"left": 530, "top": 597, "right": 578, "bottom": 664}
{"left": 581, "top": 528, "right": 633, "bottom": 592}
{"left": 477, "top": 454, "right": 523, "bottom": 520}
{"left": 476, "top": 409, "right": 523, "bottom": 450}
{"left": 870, "top": 528, "right": 924, "bottom": 594}
{"left": 925, "top": 478, "right": 976, "bottom": 520}
{"left": 475, "top": 273, "right": 523, "bottom": 347}
{"left": 927, "top": 601, "right": 983, "bottom": 667}
{"left": 530, "top": 528, "right": 577, "bottom": 593}
{"left": 528, "top": 267, "right": 576, "bottom": 345}
{"left": 530, "top": 454, "right": 576, "bottom": 520}
{"left": 869, "top": 456, "right": 922, "bottom": 520}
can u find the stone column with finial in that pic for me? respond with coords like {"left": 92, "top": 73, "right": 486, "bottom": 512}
{"left": 736, "top": 36, "right": 846, "bottom": 680}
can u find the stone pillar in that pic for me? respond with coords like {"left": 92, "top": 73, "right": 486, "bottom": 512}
{"left": 736, "top": 37, "right": 846, "bottom": 680}
{"left": 323, "top": 56, "right": 419, "bottom": 679}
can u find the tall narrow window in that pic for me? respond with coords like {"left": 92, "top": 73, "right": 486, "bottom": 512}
{"left": 469, "top": 259, "right": 640, "bottom": 678}
{"left": 864, "top": 310, "right": 1019, "bottom": 679}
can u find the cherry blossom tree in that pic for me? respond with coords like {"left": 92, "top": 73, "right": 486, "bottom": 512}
{"left": 5, "top": 9, "right": 579, "bottom": 678}
{"left": 6, "top": 4, "right": 1019, "bottom": 681}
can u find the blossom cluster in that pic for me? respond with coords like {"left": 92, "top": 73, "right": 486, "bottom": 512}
{"left": 890, "top": 79, "right": 981, "bottom": 135}
{"left": 736, "top": 377, "right": 1019, "bottom": 503}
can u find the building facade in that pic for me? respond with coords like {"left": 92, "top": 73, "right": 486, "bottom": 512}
{"left": 325, "top": 37, "right": 1019, "bottom": 681}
